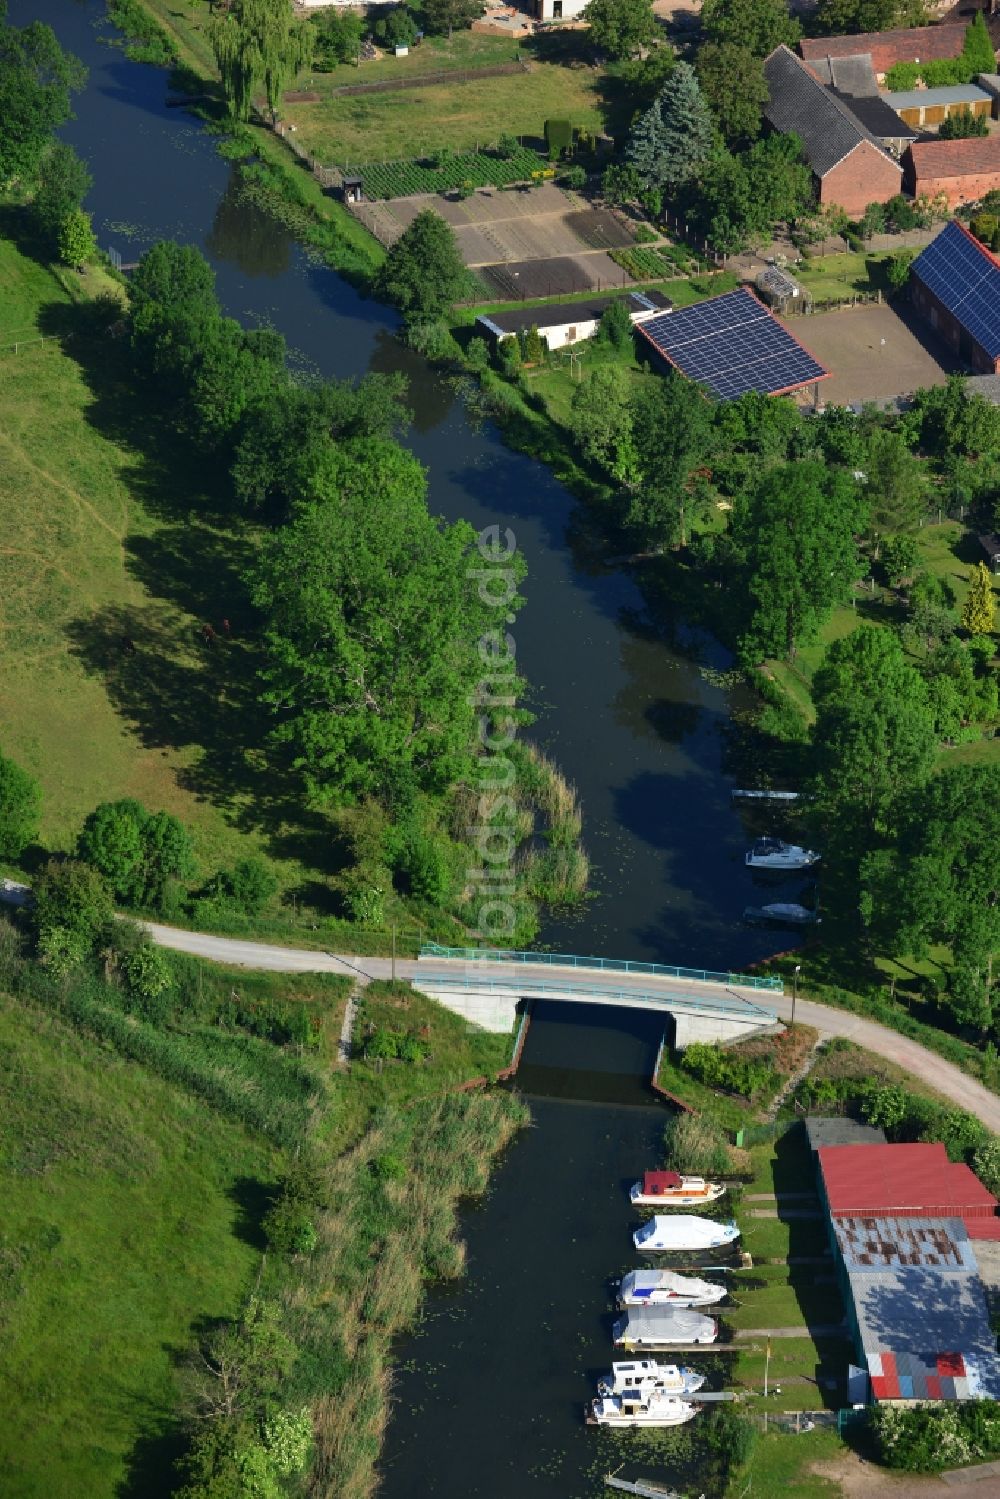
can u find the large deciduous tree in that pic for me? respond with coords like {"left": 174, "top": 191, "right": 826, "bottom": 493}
{"left": 78, "top": 800, "right": 195, "bottom": 910}
{"left": 375, "top": 209, "right": 469, "bottom": 323}
{"left": 695, "top": 42, "right": 768, "bottom": 144}
{"left": 700, "top": 0, "right": 800, "bottom": 56}
{"left": 209, "top": 0, "right": 310, "bottom": 121}
{"left": 584, "top": 0, "right": 657, "bottom": 59}
{"left": 861, "top": 426, "right": 927, "bottom": 552}
{"left": 0, "top": 4, "right": 86, "bottom": 185}
{"left": 0, "top": 746, "right": 41, "bottom": 860}
{"left": 248, "top": 441, "right": 525, "bottom": 803}
{"left": 570, "top": 365, "right": 638, "bottom": 483}
{"left": 422, "top": 0, "right": 483, "bottom": 37}
{"left": 628, "top": 373, "right": 716, "bottom": 547}
{"left": 811, "top": 626, "right": 937, "bottom": 830}
{"left": 626, "top": 64, "right": 715, "bottom": 195}
{"left": 31, "top": 142, "right": 91, "bottom": 244}
{"left": 129, "top": 241, "right": 221, "bottom": 388}
{"left": 734, "top": 461, "right": 866, "bottom": 662}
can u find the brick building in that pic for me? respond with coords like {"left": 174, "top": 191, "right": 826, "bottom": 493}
{"left": 905, "top": 133, "right": 1000, "bottom": 205}
{"left": 800, "top": 22, "right": 968, "bottom": 80}
{"left": 764, "top": 46, "right": 903, "bottom": 214}
{"left": 910, "top": 218, "right": 1000, "bottom": 372}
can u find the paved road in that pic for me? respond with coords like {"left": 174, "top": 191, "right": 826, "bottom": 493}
{"left": 135, "top": 921, "right": 1000, "bottom": 1131}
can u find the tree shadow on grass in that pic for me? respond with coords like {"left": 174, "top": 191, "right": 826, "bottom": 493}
{"left": 116, "top": 1419, "right": 187, "bottom": 1499}
{"left": 227, "top": 1174, "right": 278, "bottom": 1252}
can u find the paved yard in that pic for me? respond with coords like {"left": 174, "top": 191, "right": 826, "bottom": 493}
{"left": 385, "top": 183, "right": 639, "bottom": 293}
{"left": 778, "top": 302, "right": 961, "bottom": 407}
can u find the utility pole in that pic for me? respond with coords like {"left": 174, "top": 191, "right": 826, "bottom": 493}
{"left": 792, "top": 964, "right": 801, "bottom": 1027}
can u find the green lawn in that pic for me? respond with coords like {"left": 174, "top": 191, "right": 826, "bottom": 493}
{"left": 740, "top": 1427, "right": 847, "bottom": 1496}
{"left": 794, "top": 249, "right": 894, "bottom": 304}
{"left": 0, "top": 991, "right": 276, "bottom": 1499}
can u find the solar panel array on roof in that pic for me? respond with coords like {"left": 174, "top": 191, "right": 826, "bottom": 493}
{"left": 638, "top": 288, "right": 828, "bottom": 400}
{"left": 911, "top": 219, "right": 1000, "bottom": 361}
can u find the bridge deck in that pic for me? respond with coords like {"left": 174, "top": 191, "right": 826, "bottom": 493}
{"left": 414, "top": 967, "right": 778, "bottom": 1022}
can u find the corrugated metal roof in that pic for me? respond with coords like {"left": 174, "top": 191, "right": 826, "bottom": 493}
{"left": 867, "top": 1349, "right": 1000, "bottom": 1401}
{"left": 886, "top": 83, "right": 992, "bottom": 109}
{"left": 834, "top": 1215, "right": 978, "bottom": 1272}
{"left": 850, "top": 1263, "right": 996, "bottom": 1360}
{"left": 818, "top": 1142, "right": 999, "bottom": 1217}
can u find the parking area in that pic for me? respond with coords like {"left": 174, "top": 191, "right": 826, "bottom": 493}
{"left": 777, "top": 301, "right": 960, "bottom": 407}
{"left": 385, "top": 183, "right": 640, "bottom": 294}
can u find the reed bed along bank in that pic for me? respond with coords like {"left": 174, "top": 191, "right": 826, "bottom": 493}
{"left": 286, "top": 1088, "right": 529, "bottom": 1499}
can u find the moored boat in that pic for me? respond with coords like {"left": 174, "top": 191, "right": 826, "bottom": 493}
{"left": 613, "top": 1306, "right": 718, "bottom": 1349}
{"left": 633, "top": 1215, "right": 741, "bottom": 1252}
{"left": 596, "top": 1359, "right": 706, "bottom": 1398}
{"left": 587, "top": 1390, "right": 699, "bottom": 1427}
{"left": 745, "top": 837, "right": 820, "bottom": 871}
{"left": 618, "top": 1268, "right": 726, "bottom": 1309}
{"left": 630, "top": 1170, "right": 726, "bottom": 1207}
{"left": 744, "top": 902, "right": 820, "bottom": 926}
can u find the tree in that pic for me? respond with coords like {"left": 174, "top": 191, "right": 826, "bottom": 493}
{"left": 209, "top": 0, "right": 311, "bottom": 121}
{"left": 601, "top": 161, "right": 643, "bottom": 205}
{"left": 311, "top": 7, "right": 363, "bottom": 67}
{"left": 212, "top": 858, "right": 279, "bottom": 916}
{"left": 421, "top": 0, "right": 482, "bottom": 37}
{"left": 0, "top": 5, "right": 86, "bottom": 185}
{"left": 570, "top": 364, "right": 638, "bottom": 482}
{"left": 963, "top": 11, "right": 995, "bottom": 75}
{"left": 734, "top": 461, "right": 866, "bottom": 661}
{"left": 129, "top": 241, "right": 221, "bottom": 388}
{"left": 881, "top": 533, "right": 919, "bottom": 588}
{"left": 375, "top": 210, "right": 468, "bottom": 323}
{"left": 628, "top": 373, "right": 716, "bottom": 546}
{"left": 598, "top": 296, "right": 633, "bottom": 348}
{"left": 32, "top": 858, "right": 114, "bottom": 974}
{"left": 626, "top": 64, "right": 715, "bottom": 195}
{"left": 0, "top": 747, "right": 41, "bottom": 859}
{"left": 963, "top": 562, "right": 996, "bottom": 636}
{"left": 700, "top": 0, "right": 800, "bottom": 55}
{"left": 521, "top": 324, "right": 545, "bottom": 364}
{"left": 188, "top": 318, "right": 288, "bottom": 451}
{"left": 815, "top": 0, "right": 924, "bottom": 36}
{"left": 861, "top": 426, "right": 927, "bottom": 550}
{"left": 695, "top": 42, "right": 768, "bottom": 144}
{"left": 77, "top": 800, "right": 195, "bottom": 910}
{"left": 57, "top": 207, "right": 96, "bottom": 269}
{"left": 31, "top": 141, "right": 91, "bottom": 244}
{"left": 248, "top": 440, "right": 525, "bottom": 803}
{"left": 584, "top": 0, "right": 657, "bottom": 59}
{"left": 811, "top": 626, "right": 937, "bottom": 829}
{"left": 891, "top": 766, "right": 1000, "bottom": 1001}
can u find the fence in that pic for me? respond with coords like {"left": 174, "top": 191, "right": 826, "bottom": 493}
{"left": 0, "top": 333, "right": 61, "bottom": 355}
{"left": 419, "top": 943, "right": 784, "bottom": 991}
{"left": 785, "top": 290, "right": 883, "bottom": 316}
{"left": 330, "top": 60, "right": 527, "bottom": 98}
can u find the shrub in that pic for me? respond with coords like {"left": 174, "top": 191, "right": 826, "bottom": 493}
{"left": 940, "top": 108, "right": 989, "bottom": 139}
{"left": 681, "top": 1041, "right": 778, "bottom": 1101}
{"left": 598, "top": 296, "right": 634, "bottom": 349}
{"left": 885, "top": 61, "right": 920, "bottom": 91}
{"left": 32, "top": 858, "right": 115, "bottom": 970}
{"left": 973, "top": 1137, "right": 1000, "bottom": 1196}
{"left": 544, "top": 119, "right": 574, "bottom": 158}
{"left": 78, "top": 799, "right": 195, "bottom": 910}
{"left": 0, "top": 747, "right": 41, "bottom": 860}
{"left": 374, "top": 6, "right": 418, "bottom": 47}
{"left": 560, "top": 164, "right": 587, "bottom": 190}
{"left": 886, "top": 194, "right": 918, "bottom": 233}
{"left": 465, "top": 335, "right": 490, "bottom": 373}
{"left": 521, "top": 324, "right": 546, "bottom": 364}
{"left": 495, "top": 133, "right": 518, "bottom": 159}
{"left": 663, "top": 1111, "right": 730, "bottom": 1176}
{"left": 58, "top": 208, "right": 97, "bottom": 269}
{"left": 211, "top": 857, "right": 279, "bottom": 916}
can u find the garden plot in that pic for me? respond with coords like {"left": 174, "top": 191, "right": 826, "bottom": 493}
{"left": 385, "top": 186, "right": 640, "bottom": 294}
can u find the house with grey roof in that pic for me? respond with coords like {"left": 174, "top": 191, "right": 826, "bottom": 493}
{"left": 763, "top": 45, "right": 903, "bottom": 215}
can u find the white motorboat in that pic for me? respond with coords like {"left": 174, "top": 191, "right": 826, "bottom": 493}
{"left": 634, "top": 1215, "right": 741, "bottom": 1252}
{"left": 630, "top": 1170, "right": 726, "bottom": 1207}
{"left": 587, "top": 1390, "right": 699, "bottom": 1427}
{"left": 618, "top": 1268, "right": 726, "bottom": 1309}
{"left": 745, "top": 837, "right": 820, "bottom": 871}
{"left": 613, "top": 1306, "right": 718, "bottom": 1348}
{"left": 597, "top": 1359, "right": 706, "bottom": 1398}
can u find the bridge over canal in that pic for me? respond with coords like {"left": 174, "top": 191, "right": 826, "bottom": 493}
{"left": 410, "top": 945, "right": 783, "bottom": 1045}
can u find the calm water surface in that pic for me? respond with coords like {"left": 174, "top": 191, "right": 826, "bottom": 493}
{"left": 13, "top": 8, "right": 781, "bottom": 1492}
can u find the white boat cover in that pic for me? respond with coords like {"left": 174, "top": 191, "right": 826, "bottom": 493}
{"left": 620, "top": 1269, "right": 721, "bottom": 1302}
{"left": 614, "top": 1307, "right": 716, "bottom": 1344}
{"left": 635, "top": 1215, "right": 738, "bottom": 1249}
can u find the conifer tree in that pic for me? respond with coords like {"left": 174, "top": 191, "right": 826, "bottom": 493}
{"left": 522, "top": 324, "right": 546, "bottom": 364}
{"left": 626, "top": 63, "right": 715, "bottom": 194}
{"left": 963, "top": 562, "right": 996, "bottom": 636}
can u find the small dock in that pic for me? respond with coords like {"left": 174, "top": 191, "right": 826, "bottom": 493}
{"left": 732, "top": 788, "right": 800, "bottom": 801}
{"left": 604, "top": 1478, "right": 686, "bottom": 1498}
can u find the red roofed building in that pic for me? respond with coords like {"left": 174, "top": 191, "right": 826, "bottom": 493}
{"left": 905, "top": 134, "right": 1000, "bottom": 208}
{"left": 818, "top": 1142, "right": 998, "bottom": 1227}
{"left": 800, "top": 23, "right": 968, "bottom": 80}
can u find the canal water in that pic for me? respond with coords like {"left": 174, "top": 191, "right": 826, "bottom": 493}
{"left": 10, "top": 5, "right": 772, "bottom": 1492}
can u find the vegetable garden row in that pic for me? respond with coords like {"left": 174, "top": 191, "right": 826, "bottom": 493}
{"left": 611, "top": 244, "right": 699, "bottom": 280}
{"left": 356, "top": 145, "right": 549, "bottom": 200}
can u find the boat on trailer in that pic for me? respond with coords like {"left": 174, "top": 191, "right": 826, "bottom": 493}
{"left": 587, "top": 1390, "right": 699, "bottom": 1427}
{"left": 597, "top": 1359, "right": 706, "bottom": 1398}
{"left": 745, "top": 837, "right": 820, "bottom": 871}
{"left": 613, "top": 1306, "right": 718, "bottom": 1349}
{"left": 633, "top": 1215, "right": 740, "bottom": 1253}
{"left": 630, "top": 1170, "right": 726, "bottom": 1208}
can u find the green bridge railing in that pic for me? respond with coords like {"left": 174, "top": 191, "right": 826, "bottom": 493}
{"left": 418, "top": 943, "right": 784, "bottom": 993}
{"left": 417, "top": 969, "right": 778, "bottom": 1020}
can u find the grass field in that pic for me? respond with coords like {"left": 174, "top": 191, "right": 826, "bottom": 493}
{"left": 794, "top": 250, "right": 894, "bottom": 304}
{"left": 0, "top": 991, "right": 275, "bottom": 1499}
